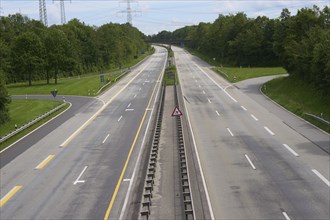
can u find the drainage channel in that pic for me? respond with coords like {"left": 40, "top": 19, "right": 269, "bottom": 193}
{"left": 139, "top": 82, "right": 194, "bottom": 220}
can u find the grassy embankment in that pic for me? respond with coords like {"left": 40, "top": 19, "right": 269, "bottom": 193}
{"left": 7, "top": 49, "right": 154, "bottom": 96}
{"left": 163, "top": 47, "right": 177, "bottom": 86}
{"left": 0, "top": 99, "right": 69, "bottom": 151}
{"left": 262, "top": 77, "right": 330, "bottom": 133}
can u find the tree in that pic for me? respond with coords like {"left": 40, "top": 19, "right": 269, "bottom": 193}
{"left": 0, "top": 70, "right": 11, "bottom": 125}
{"left": 11, "top": 32, "right": 44, "bottom": 86}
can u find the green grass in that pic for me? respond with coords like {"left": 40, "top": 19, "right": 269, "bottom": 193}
{"left": 262, "top": 77, "right": 330, "bottom": 133}
{"left": 0, "top": 99, "right": 69, "bottom": 150}
{"left": 7, "top": 49, "right": 154, "bottom": 96}
{"left": 163, "top": 65, "right": 177, "bottom": 86}
{"left": 214, "top": 67, "right": 287, "bottom": 83}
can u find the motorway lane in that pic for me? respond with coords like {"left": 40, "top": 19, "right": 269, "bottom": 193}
{"left": 0, "top": 46, "right": 167, "bottom": 219}
{"left": 173, "top": 46, "right": 329, "bottom": 219}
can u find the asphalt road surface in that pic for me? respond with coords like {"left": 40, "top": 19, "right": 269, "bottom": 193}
{"left": 173, "top": 46, "right": 329, "bottom": 220}
{"left": 0, "top": 46, "right": 167, "bottom": 219}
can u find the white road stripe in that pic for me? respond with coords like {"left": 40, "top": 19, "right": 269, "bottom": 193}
{"left": 199, "top": 85, "right": 201, "bottom": 88}
{"left": 282, "top": 211, "right": 291, "bottom": 220}
{"left": 216, "top": 110, "right": 220, "bottom": 116}
{"left": 118, "top": 115, "right": 123, "bottom": 122}
{"left": 127, "top": 103, "right": 131, "bottom": 108}
{"left": 139, "top": 88, "right": 142, "bottom": 91}
{"left": 282, "top": 144, "right": 299, "bottom": 157}
{"left": 133, "top": 94, "right": 137, "bottom": 98}
{"left": 123, "top": 179, "right": 131, "bottom": 182}
{"left": 73, "top": 166, "right": 88, "bottom": 185}
{"left": 245, "top": 154, "right": 256, "bottom": 170}
{"left": 102, "top": 134, "right": 110, "bottom": 144}
{"left": 125, "top": 109, "right": 134, "bottom": 111}
{"left": 227, "top": 128, "right": 234, "bottom": 136}
{"left": 241, "top": 106, "right": 247, "bottom": 111}
{"left": 142, "top": 83, "right": 145, "bottom": 85}
{"left": 202, "top": 90, "right": 206, "bottom": 94}
{"left": 312, "top": 169, "right": 330, "bottom": 187}
{"left": 208, "top": 98, "right": 212, "bottom": 103}
{"left": 250, "top": 114, "right": 259, "bottom": 121}
{"left": 264, "top": 126, "right": 275, "bottom": 136}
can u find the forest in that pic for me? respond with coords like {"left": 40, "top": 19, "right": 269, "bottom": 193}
{"left": 150, "top": 6, "right": 330, "bottom": 92}
{"left": 0, "top": 14, "right": 149, "bottom": 123}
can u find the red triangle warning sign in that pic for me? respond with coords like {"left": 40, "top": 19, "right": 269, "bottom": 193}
{"left": 172, "top": 106, "right": 183, "bottom": 116}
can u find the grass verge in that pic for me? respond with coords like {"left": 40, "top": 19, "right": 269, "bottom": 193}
{"left": 214, "top": 67, "right": 287, "bottom": 83}
{"left": 7, "top": 49, "right": 154, "bottom": 96}
{"left": 0, "top": 100, "right": 69, "bottom": 151}
{"left": 163, "top": 65, "right": 177, "bottom": 86}
{"left": 262, "top": 77, "right": 330, "bottom": 133}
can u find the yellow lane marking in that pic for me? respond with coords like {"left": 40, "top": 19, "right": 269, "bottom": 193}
{"left": 60, "top": 59, "right": 152, "bottom": 148}
{"left": 103, "top": 64, "right": 164, "bottom": 220}
{"left": 35, "top": 155, "right": 55, "bottom": 170}
{"left": 0, "top": 185, "right": 23, "bottom": 208}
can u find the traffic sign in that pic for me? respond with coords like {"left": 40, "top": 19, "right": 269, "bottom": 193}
{"left": 172, "top": 106, "right": 183, "bottom": 116}
{"left": 51, "top": 90, "right": 58, "bottom": 98}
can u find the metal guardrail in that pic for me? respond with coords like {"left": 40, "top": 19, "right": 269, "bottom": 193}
{"left": 304, "top": 113, "right": 330, "bottom": 126}
{"left": 0, "top": 103, "right": 66, "bottom": 143}
{"left": 140, "top": 82, "right": 166, "bottom": 219}
{"left": 174, "top": 83, "right": 194, "bottom": 220}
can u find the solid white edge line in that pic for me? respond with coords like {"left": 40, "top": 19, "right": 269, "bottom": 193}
{"left": 241, "top": 105, "right": 247, "bottom": 111}
{"left": 250, "top": 114, "right": 259, "bottom": 121}
{"left": 118, "top": 115, "right": 123, "bottom": 122}
{"left": 227, "top": 128, "right": 234, "bottom": 137}
{"left": 119, "top": 50, "right": 166, "bottom": 220}
{"left": 282, "top": 144, "right": 299, "bottom": 157}
{"left": 1, "top": 102, "right": 72, "bottom": 154}
{"left": 264, "top": 126, "right": 275, "bottom": 136}
{"left": 244, "top": 154, "right": 256, "bottom": 170}
{"left": 194, "top": 63, "right": 237, "bottom": 103}
{"left": 102, "top": 134, "right": 110, "bottom": 144}
{"left": 73, "top": 166, "right": 88, "bottom": 185}
{"left": 282, "top": 211, "right": 291, "bottom": 220}
{"left": 312, "top": 169, "right": 330, "bottom": 187}
{"left": 216, "top": 110, "right": 220, "bottom": 116}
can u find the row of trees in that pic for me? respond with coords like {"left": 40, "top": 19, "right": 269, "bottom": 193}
{"left": 0, "top": 14, "right": 149, "bottom": 85}
{"left": 0, "top": 14, "right": 149, "bottom": 124}
{"left": 149, "top": 5, "right": 330, "bottom": 91}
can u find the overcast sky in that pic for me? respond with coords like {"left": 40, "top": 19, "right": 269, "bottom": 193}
{"left": 1, "top": 0, "right": 329, "bottom": 35}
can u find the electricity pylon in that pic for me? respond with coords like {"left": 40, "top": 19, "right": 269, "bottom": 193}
{"left": 39, "top": 0, "right": 48, "bottom": 26}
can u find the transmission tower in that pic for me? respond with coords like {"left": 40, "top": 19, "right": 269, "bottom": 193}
{"left": 39, "top": 0, "right": 48, "bottom": 26}
{"left": 60, "top": 0, "right": 66, "bottom": 24}
{"left": 118, "top": 0, "right": 140, "bottom": 25}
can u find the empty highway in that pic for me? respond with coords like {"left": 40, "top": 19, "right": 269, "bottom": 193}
{"left": 174, "top": 46, "right": 329, "bottom": 220}
{"left": 0, "top": 46, "right": 167, "bottom": 219}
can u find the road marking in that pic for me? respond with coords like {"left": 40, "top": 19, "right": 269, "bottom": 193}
{"left": 123, "top": 179, "right": 131, "bottom": 182}
{"left": 216, "top": 110, "right": 220, "bottom": 116}
{"left": 227, "top": 128, "right": 234, "bottom": 136}
{"left": 194, "top": 63, "right": 237, "bottom": 103}
{"left": 312, "top": 169, "right": 330, "bottom": 187}
{"left": 0, "top": 186, "right": 23, "bottom": 208}
{"left": 133, "top": 94, "right": 137, "bottom": 98}
{"left": 125, "top": 109, "right": 134, "bottom": 111}
{"left": 102, "top": 134, "right": 110, "bottom": 144}
{"left": 139, "top": 87, "right": 142, "bottom": 91}
{"left": 119, "top": 58, "right": 166, "bottom": 220}
{"left": 282, "top": 211, "right": 291, "bottom": 220}
{"left": 264, "top": 126, "right": 275, "bottom": 136}
{"left": 282, "top": 144, "right": 299, "bottom": 157}
{"left": 202, "top": 90, "right": 206, "bottom": 94}
{"left": 59, "top": 59, "right": 152, "bottom": 148}
{"left": 195, "top": 79, "right": 197, "bottom": 83}
{"left": 198, "top": 85, "right": 201, "bottom": 88}
{"left": 35, "top": 155, "right": 55, "bottom": 170}
{"left": 241, "top": 105, "right": 247, "bottom": 111}
{"left": 127, "top": 103, "right": 131, "bottom": 108}
{"left": 144, "top": 80, "right": 150, "bottom": 83}
{"left": 207, "top": 98, "right": 212, "bottom": 103}
{"left": 104, "top": 60, "right": 164, "bottom": 220}
{"left": 245, "top": 154, "right": 256, "bottom": 170}
{"left": 118, "top": 115, "right": 123, "bottom": 122}
{"left": 142, "top": 83, "right": 145, "bottom": 86}
{"left": 250, "top": 114, "right": 259, "bottom": 121}
{"left": 73, "top": 166, "right": 88, "bottom": 185}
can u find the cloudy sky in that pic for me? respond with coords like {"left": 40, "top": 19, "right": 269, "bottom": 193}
{"left": 1, "top": 0, "right": 329, "bottom": 35}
